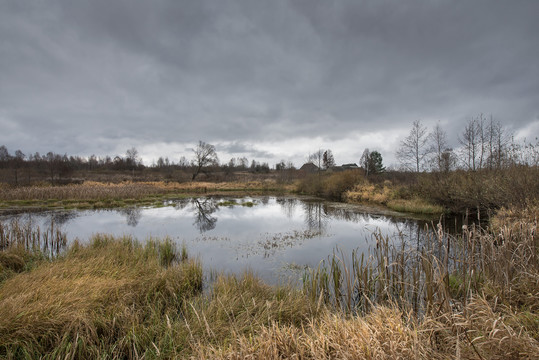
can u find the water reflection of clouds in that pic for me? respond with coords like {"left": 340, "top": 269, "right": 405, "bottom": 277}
{"left": 1, "top": 196, "right": 437, "bottom": 284}
{"left": 143, "top": 206, "right": 191, "bottom": 218}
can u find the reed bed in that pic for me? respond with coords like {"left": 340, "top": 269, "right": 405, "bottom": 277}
{"left": 0, "top": 181, "right": 169, "bottom": 201}
{"left": 0, "top": 219, "right": 66, "bottom": 257}
{"left": 0, "top": 181, "right": 290, "bottom": 210}
{"left": 303, "top": 220, "right": 538, "bottom": 315}
{"left": 298, "top": 218, "right": 539, "bottom": 359}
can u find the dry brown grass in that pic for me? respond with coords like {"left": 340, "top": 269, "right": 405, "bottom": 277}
{"left": 0, "top": 181, "right": 168, "bottom": 201}
{"left": 345, "top": 181, "right": 444, "bottom": 214}
{"left": 423, "top": 296, "right": 539, "bottom": 360}
{"left": 0, "top": 235, "right": 202, "bottom": 358}
{"left": 197, "top": 297, "right": 539, "bottom": 359}
{"left": 196, "top": 306, "right": 428, "bottom": 359}
{"left": 0, "top": 180, "right": 291, "bottom": 205}
{"left": 490, "top": 203, "right": 539, "bottom": 231}
{"left": 345, "top": 181, "right": 395, "bottom": 204}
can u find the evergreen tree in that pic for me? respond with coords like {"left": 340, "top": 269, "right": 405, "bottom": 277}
{"left": 368, "top": 151, "right": 385, "bottom": 174}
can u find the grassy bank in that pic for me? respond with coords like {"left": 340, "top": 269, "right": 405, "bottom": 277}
{"left": 0, "top": 180, "right": 293, "bottom": 211}
{"left": 296, "top": 171, "right": 444, "bottom": 215}
{"left": 0, "top": 235, "right": 203, "bottom": 358}
{"left": 345, "top": 181, "right": 444, "bottom": 215}
{"left": 1, "top": 208, "right": 537, "bottom": 359}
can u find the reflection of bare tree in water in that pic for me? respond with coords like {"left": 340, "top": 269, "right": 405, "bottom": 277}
{"left": 174, "top": 198, "right": 191, "bottom": 210}
{"left": 192, "top": 198, "right": 218, "bottom": 233}
{"left": 302, "top": 201, "right": 328, "bottom": 233}
{"left": 276, "top": 198, "right": 298, "bottom": 219}
{"left": 120, "top": 207, "right": 142, "bottom": 227}
{"left": 48, "top": 211, "right": 77, "bottom": 226}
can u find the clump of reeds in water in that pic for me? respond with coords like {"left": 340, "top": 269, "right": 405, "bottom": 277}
{"left": 303, "top": 219, "right": 538, "bottom": 316}
{"left": 0, "top": 219, "right": 67, "bottom": 258}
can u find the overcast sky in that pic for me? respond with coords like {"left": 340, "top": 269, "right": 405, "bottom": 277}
{"left": 1, "top": 0, "right": 538, "bottom": 167}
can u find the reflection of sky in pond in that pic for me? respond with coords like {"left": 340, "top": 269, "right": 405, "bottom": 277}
{"left": 0, "top": 197, "right": 428, "bottom": 284}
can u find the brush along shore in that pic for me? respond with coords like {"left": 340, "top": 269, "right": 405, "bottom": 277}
{"left": 0, "top": 206, "right": 537, "bottom": 359}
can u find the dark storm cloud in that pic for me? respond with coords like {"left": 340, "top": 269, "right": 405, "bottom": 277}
{"left": 0, "top": 0, "right": 537, "bottom": 165}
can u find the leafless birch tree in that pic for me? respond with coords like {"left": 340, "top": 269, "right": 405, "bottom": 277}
{"left": 396, "top": 120, "right": 429, "bottom": 172}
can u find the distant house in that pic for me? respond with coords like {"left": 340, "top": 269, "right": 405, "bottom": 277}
{"left": 341, "top": 163, "right": 359, "bottom": 170}
{"left": 299, "top": 162, "right": 319, "bottom": 173}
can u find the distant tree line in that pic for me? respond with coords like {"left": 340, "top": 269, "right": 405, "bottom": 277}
{"left": 1, "top": 115, "right": 537, "bottom": 185}
{"left": 0, "top": 141, "right": 288, "bottom": 185}
{"left": 396, "top": 116, "right": 539, "bottom": 172}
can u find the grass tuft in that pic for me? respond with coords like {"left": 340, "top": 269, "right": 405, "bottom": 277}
{"left": 0, "top": 235, "right": 202, "bottom": 358}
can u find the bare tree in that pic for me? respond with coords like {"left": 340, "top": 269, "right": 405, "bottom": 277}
{"left": 428, "top": 123, "right": 449, "bottom": 171}
{"left": 485, "top": 117, "right": 510, "bottom": 169}
{"left": 178, "top": 156, "right": 189, "bottom": 169}
{"left": 0, "top": 145, "right": 10, "bottom": 165}
{"left": 13, "top": 150, "right": 25, "bottom": 185}
{"left": 459, "top": 115, "right": 491, "bottom": 171}
{"left": 396, "top": 120, "right": 430, "bottom": 172}
{"left": 191, "top": 141, "right": 218, "bottom": 180}
{"left": 308, "top": 149, "right": 324, "bottom": 170}
{"left": 360, "top": 148, "right": 370, "bottom": 176}
{"left": 439, "top": 148, "right": 457, "bottom": 172}
{"left": 322, "top": 150, "right": 335, "bottom": 169}
{"left": 125, "top": 147, "right": 140, "bottom": 167}
{"left": 125, "top": 147, "right": 141, "bottom": 176}
{"left": 522, "top": 137, "right": 539, "bottom": 167}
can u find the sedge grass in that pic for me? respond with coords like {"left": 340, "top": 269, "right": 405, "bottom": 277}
{"left": 0, "top": 235, "right": 202, "bottom": 359}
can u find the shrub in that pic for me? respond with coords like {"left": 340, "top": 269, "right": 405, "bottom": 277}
{"left": 322, "top": 170, "right": 363, "bottom": 200}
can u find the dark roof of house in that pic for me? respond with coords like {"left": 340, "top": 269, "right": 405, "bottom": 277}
{"left": 299, "top": 162, "right": 319, "bottom": 172}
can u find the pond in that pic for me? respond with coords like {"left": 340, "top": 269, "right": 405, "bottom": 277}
{"left": 1, "top": 196, "right": 445, "bottom": 284}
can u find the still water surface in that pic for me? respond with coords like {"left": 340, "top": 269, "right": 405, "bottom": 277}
{"left": 1, "top": 196, "right": 435, "bottom": 283}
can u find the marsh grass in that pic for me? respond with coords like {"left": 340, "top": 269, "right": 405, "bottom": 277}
{"left": 0, "top": 181, "right": 290, "bottom": 210}
{"left": 0, "top": 219, "right": 67, "bottom": 258}
{"left": 298, "top": 218, "right": 539, "bottom": 359}
{"left": 0, "top": 234, "right": 203, "bottom": 359}
{"left": 387, "top": 198, "right": 444, "bottom": 214}
{"left": 0, "top": 235, "right": 320, "bottom": 359}
{"left": 1, "top": 212, "right": 537, "bottom": 358}
{"left": 303, "top": 219, "right": 538, "bottom": 314}
{"left": 345, "top": 181, "right": 444, "bottom": 215}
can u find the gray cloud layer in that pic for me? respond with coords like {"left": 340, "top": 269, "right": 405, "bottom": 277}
{"left": 1, "top": 0, "right": 538, "bottom": 166}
